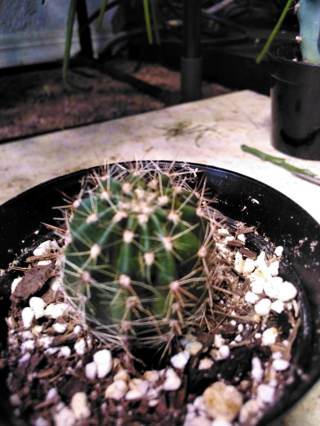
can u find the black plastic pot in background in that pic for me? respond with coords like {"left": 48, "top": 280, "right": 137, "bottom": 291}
{"left": 270, "top": 43, "right": 320, "bottom": 160}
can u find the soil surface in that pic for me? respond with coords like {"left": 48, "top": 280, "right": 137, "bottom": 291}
{"left": 0, "top": 59, "right": 230, "bottom": 143}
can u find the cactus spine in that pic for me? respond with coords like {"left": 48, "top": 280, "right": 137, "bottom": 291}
{"left": 63, "top": 162, "right": 216, "bottom": 349}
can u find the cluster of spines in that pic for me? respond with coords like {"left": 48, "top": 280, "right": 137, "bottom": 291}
{"left": 62, "top": 162, "right": 231, "bottom": 349}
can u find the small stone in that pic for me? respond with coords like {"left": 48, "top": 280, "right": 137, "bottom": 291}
{"left": 53, "top": 405, "right": 76, "bottom": 426}
{"left": 74, "top": 338, "right": 86, "bottom": 356}
{"left": 33, "top": 240, "right": 59, "bottom": 257}
{"left": 44, "top": 303, "right": 68, "bottom": 319}
{"left": 143, "top": 370, "right": 159, "bottom": 383}
{"left": 272, "top": 359, "right": 290, "bottom": 371}
{"left": 93, "top": 349, "right": 112, "bottom": 379}
{"left": 262, "top": 327, "right": 278, "bottom": 346}
{"left": 10, "top": 394, "right": 21, "bottom": 407}
{"left": 271, "top": 300, "right": 284, "bottom": 314}
{"left": 29, "top": 297, "right": 46, "bottom": 319}
{"left": 105, "top": 380, "right": 128, "bottom": 400}
{"left": 199, "top": 358, "right": 214, "bottom": 370}
{"left": 214, "top": 334, "right": 224, "bottom": 348}
{"left": 11, "top": 276, "right": 22, "bottom": 294}
{"left": 126, "top": 379, "right": 149, "bottom": 400}
{"left": 58, "top": 346, "right": 71, "bottom": 358}
{"left": 171, "top": 351, "right": 190, "bottom": 369}
{"left": 237, "top": 234, "right": 246, "bottom": 242}
{"left": 163, "top": 368, "right": 181, "bottom": 391}
{"left": 257, "top": 384, "right": 275, "bottom": 404}
{"left": 21, "top": 307, "right": 34, "bottom": 329}
{"left": 254, "top": 298, "right": 271, "bottom": 316}
{"left": 234, "top": 252, "right": 244, "bottom": 274}
{"left": 202, "top": 382, "right": 243, "bottom": 421}
{"left": 34, "top": 417, "right": 49, "bottom": 426}
{"left": 274, "top": 246, "right": 284, "bottom": 257}
{"left": 263, "top": 279, "right": 280, "bottom": 299}
{"left": 219, "top": 345, "right": 230, "bottom": 359}
{"left": 250, "top": 279, "right": 264, "bottom": 295}
{"left": 245, "top": 291, "right": 259, "bottom": 305}
{"left": 52, "top": 323, "right": 68, "bottom": 334}
{"left": 185, "top": 341, "right": 203, "bottom": 355}
{"left": 269, "top": 260, "right": 280, "bottom": 276}
{"left": 239, "top": 399, "right": 260, "bottom": 424}
{"left": 70, "top": 392, "right": 90, "bottom": 420}
{"left": 211, "top": 420, "right": 232, "bottom": 426}
{"left": 251, "top": 357, "right": 264, "bottom": 382}
{"left": 38, "top": 335, "right": 53, "bottom": 349}
{"left": 73, "top": 325, "right": 82, "bottom": 335}
{"left": 115, "top": 369, "right": 130, "bottom": 382}
{"left": 85, "top": 362, "right": 97, "bottom": 380}
{"left": 243, "top": 258, "right": 255, "bottom": 274}
{"left": 277, "top": 281, "right": 298, "bottom": 302}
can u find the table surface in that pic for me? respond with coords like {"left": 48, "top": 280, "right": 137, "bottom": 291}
{"left": 1, "top": 90, "right": 319, "bottom": 425}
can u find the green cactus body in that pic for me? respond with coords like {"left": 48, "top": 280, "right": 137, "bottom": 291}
{"left": 63, "top": 164, "right": 213, "bottom": 346}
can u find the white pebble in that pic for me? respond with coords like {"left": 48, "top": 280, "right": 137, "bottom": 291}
{"left": 74, "top": 338, "right": 86, "bottom": 355}
{"left": 73, "top": 325, "right": 82, "bottom": 335}
{"left": 237, "top": 234, "right": 246, "bottom": 243}
{"left": 38, "top": 335, "right": 53, "bottom": 349}
{"left": 19, "top": 352, "right": 31, "bottom": 364}
{"left": 163, "top": 368, "right": 181, "bottom": 391}
{"left": 219, "top": 345, "right": 230, "bottom": 359}
{"left": 93, "top": 349, "right": 112, "bottom": 378}
{"left": 85, "top": 362, "right": 97, "bottom": 380}
{"left": 37, "top": 260, "right": 52, "bottom": 266}
{"left": 251, "top": 357, "right": 264, "bottom": 382}
{"left": 234, "top": 252, "right": 244, "bottom": 274}
{"left": 245, "top": 291, "right": 259, "bottom": 305}
{"left": 29, "top": 297, "right": 46, "bottom": 319}
{"left": 271, "top": 300, "right": 284, "bottom": 314}
{"left": 105, "top": 380, "right": 128, "bottom": 400}
{"left": 50, "top": 276, "right": 63, "bottom": 292}
{"left": 257, "top": 384, "right": 275, "bottom": 404}
{"left": 254, "top": 298, "right": 271, "bottom": 316}
{"left": 243, "top": 258, "right": 256, "bottom": 274}
{"left": 34, "top": 417, "right": 49, "bottom": 426}
{"left": 212, "top": 420, "right": 232, "bottom": 426}
{"left": 250, "top": 279, "right": 264, "bottom": 295}
{"left": 275, "top": 246, "right": 284, "bottom": 257}
{"left": 262, "top": 328, "right": 278, "bottom": 346}
{"left": 53, "top": 323, "right": 68, "bottom": 334}
{"left": 269, "top": 260, "right": 280, "bottom": 276}
{"left": 21, "top": 307, "right": 34, "bottom": 329}
{"left": 214, "top": 334, "right": 224, "bottom": 348}
{"left": 199, "top": 358, "right": 214, "bottom": 370}
{"left": 125, "top": 379, "right": 149, "bottom": 400}
{"left": 70, "top": 392, "right": 90, "bottom": 420}
{"left": 54, "top": 405, "right": 76, "bottom": 426}
{"left": 21, "top": 340, "right": 35, "bottom": 352}
{"left": 277, "top": 281, "right": 298, "bottom": 302}
{"left": 272, "top": 359, "right": 290, "bottom": 371}
{"left": 58, "top": 346, "right": 71, "bottom": 358}
{"left": 263, "top": 279, "right": 280, "bottom": 299}
{"left": 171, "top": 351, "right": 190, "bottom": 369}
{"left": 33, "top": 240, "right": 59, "bottom": 257}
{"left": 185, "top": 341, "right": 203, "bottom": 355}
{"left": 44, "top": 303, "right": 68, "bottom": 319}
{"left": 11, "top": 276, "right": 22, "bottom": 294}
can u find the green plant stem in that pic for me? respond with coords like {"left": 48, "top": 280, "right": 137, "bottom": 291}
{"left": 150, "top": 0, "right": 160, "bottom": 45}
{"left": 143, "top": 0, "right": 153, "bottom": 44}
{"left": 241, "top": 145, "right": 316, "bottom": 177}
{"left": 97, "top": 0, "right": 109, "bottom": 31}
{"left": 256, "top": 0, "right": 294, "bottom": 64}
{"left": 63, "top": 0, "right": 78, "bottom": 84}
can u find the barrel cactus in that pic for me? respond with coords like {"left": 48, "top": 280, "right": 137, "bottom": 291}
{"left": 63, "top": 162, "right": 216, "bottom": 349}
{"left": 297, "top": 0, "right": 320, "bottom": 64}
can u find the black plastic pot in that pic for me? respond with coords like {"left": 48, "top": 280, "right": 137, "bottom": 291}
{"left": 270, "top": 43, "right": 320, "bottom": 160}
{"left": 0, "top": 162, "right": 320, "bottom": 426}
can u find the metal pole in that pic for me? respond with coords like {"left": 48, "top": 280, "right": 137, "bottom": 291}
{"left": 181, "top": 0, "right": 202, "bottom": 102}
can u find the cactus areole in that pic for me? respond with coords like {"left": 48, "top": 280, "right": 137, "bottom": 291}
{"left": 63, "top": 163, "right": 217, "bottom": 349}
